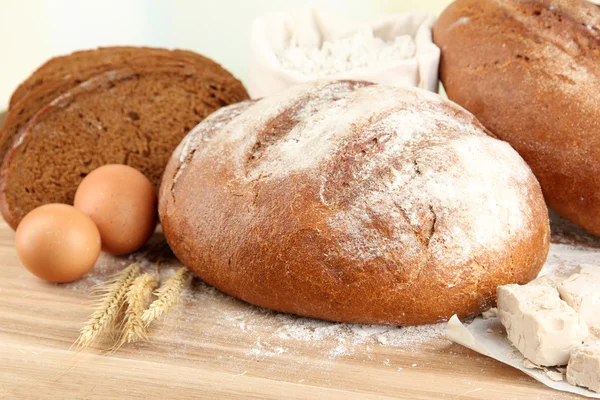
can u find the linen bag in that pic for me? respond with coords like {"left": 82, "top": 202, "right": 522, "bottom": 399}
{"left": 248, "top": 8, "right": 440, "bottom": 98}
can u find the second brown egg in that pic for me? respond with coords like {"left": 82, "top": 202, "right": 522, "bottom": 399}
{"left": 74, "top": 164, "right": 157, "bottom": 255}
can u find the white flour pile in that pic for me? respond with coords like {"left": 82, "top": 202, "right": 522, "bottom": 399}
{"left": 277, "top": 29, "right": 416, "bottom": 77}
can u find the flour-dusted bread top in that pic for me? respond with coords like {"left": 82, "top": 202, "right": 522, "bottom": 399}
{"left": 433, "top": 0, "right": 600, "bottom": 236}
{"left": 160, "top": 80, "right": 550, "bottom": 326}
{"left": 8, "top": 46, "right": 226, "bottom": 109}
{"left": 0, "top": 64, "right": 249, "bottom": 229}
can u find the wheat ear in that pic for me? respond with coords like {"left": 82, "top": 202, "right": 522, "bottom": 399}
{"left": 75, "top": 263, "right": 141, "bottom": 349}
{"left": 141, "top": 267, "right": 190, "bottom": 326}
{"left": 117, "top": 273, "right": 158, "bottom": 347}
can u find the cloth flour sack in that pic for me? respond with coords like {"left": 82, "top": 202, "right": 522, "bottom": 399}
{"left": 248, "top": 8, "right": 440, "bottom": 98}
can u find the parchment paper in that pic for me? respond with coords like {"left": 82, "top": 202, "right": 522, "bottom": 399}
{"left": 447, "top": 315, "right": 600, "bottom": 398}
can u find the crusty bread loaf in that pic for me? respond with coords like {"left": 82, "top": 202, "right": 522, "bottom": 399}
{"left": 9, "top": 46, "right": 224, "bottom": 109}
{"left": 0, "top": 64, "right": 249, "bottom": 229}
{"left": 433, "top": 0, "right": 600, "bottom": 236}
{"left": 159, "top": 80, "right": 550, "bottom": 326}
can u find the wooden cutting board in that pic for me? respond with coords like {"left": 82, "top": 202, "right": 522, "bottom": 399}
{"left": 0, "top": 107, "right": 595, "bottom": 399}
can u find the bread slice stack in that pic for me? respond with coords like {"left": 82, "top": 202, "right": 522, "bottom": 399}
{"left": 0, "top": 47, "right": 249, "bottom": 229}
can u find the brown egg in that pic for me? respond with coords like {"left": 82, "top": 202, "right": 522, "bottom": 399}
{"left": 15, "top": 204, "right": 101, "bottom": 283}
{"left": 74, "top": 164, "right": 157, "bottom": 255}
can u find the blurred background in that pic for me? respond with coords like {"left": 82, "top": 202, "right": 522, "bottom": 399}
{"left": 0, "top": 0, "right": 453, "bottom": 110}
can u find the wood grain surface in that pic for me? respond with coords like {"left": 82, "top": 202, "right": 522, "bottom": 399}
{"left": 3, "top": 227, "right": 597, "bottom": 399}
{"left": 0, "top": 108, "right": 593, "bottom": 399}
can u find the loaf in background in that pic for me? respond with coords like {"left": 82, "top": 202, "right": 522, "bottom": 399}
{"left": 433, "top": 0, "right": 600, "bottom": 236}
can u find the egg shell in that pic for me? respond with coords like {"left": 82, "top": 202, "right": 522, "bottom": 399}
{"left": 74, "top": 164, "right": 157, "bottom": 255}
{"left": 15, "top": 203, "right": 101, "bottom": 283}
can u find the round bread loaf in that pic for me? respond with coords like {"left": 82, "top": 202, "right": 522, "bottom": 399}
{"left": 0, "top": 64, "right": 249, "bottom": 229}
{"left": 159, "top": 80, "right": 550, "bottom": 326}
{"left": 433, "top": 0, "right": 600, "bottom": 236}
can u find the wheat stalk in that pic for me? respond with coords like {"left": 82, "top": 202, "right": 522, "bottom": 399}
{"left": 75, "top": 263, "right": 141, "bottom": 349}
{"left": 141, "top": 267, "right": 190, "bottom": 326}
{"left": 117, "top": 273, "right": 158, "bottom": 347}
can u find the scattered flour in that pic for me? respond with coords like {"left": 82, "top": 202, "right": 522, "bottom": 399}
{"left": 538, "top": 243, "right": 600, "bottom": 278}
{"left": 271, "top": 312, "right": 445, "bottom": 356}
{"left": 64, "top": 206, "right": 600, "bottom": 374}
{"left": 276, "top": 29, "right": 416, "bottom": 77}
{"left": 149, "top": 212, "right": 600, "bottom": 367}
{"left": 182, "top": 281, "right": 447, "bottom": 361}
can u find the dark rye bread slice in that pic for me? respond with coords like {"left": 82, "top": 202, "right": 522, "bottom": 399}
{"left": 9, "top": 47, "right": 225, "bottom": 109}
{"left": 0, "top": 53, "right": 232, "bottom": 168}
{"left": 0, "top": 64, "right": 249, "bottom": 229}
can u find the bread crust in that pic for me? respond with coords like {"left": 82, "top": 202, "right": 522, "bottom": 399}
{"left": 159, "top": 80, "right": 550, "bottom": 326}
{"left": 9, "top": 46, "right": 226, "bottom": 109}
{"left": 433, "top": 0, "right": 600, "bottom": 236}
